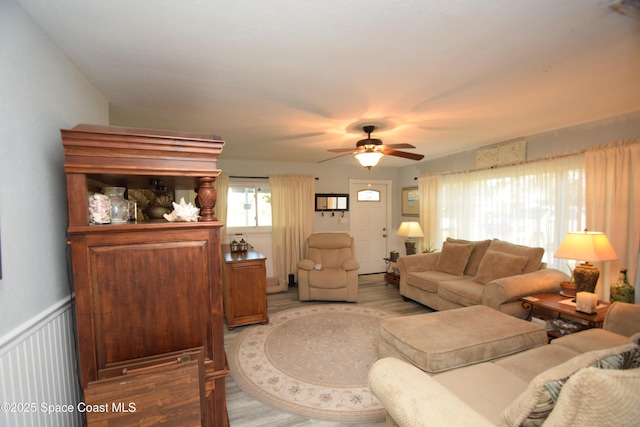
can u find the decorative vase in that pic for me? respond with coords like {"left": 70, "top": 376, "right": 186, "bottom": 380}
{"left": 146, "top": 205, "right": 171, "bottom": 219}
{"left": 610, "top": 269, "right": 635, "bottom": 303}
{"left": 103, "top": 187, "right": 129, "bottom": 223}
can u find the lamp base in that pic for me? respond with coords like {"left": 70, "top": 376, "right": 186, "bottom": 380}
{"left": 574, "top": 262, "right": 600, "bottom": 294}
{"left": 404, "top": 239, "right": 417, "bottom": 255}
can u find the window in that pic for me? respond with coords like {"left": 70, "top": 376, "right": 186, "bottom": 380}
{"left": 436, "top": 154, "right": 585, "bottom": 270}
{"left": 226, "top": 179, "right": 271, "bottom": 230}
{"left": 357, "top": 189, "right": 380, "bottom": 202}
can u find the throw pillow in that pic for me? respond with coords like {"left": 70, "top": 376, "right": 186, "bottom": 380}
{"left": 473, "top": 250, "right": 528, "bottom": 284}
{"left": 498, "top": 343, "right": 640, "bottom": 427}
{"left": 542, "top": 366, "right": 640, "bottom": 427}
{"left": 446, "top": 238, "right": 492, "bottom": 276}
{"left": 434, "top": 242, "right": 474, "bottom": 276}
{"left": 487, "top": 239, "right": 544, "bottom": 274}
{"left": 628, "top": 331, "right": 640, "bottom": 345}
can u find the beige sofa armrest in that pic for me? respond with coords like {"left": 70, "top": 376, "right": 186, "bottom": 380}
{"left": 482, "top": 268, "right": 568, "bottom": 310}
{"left": 603, "top": 301, "right": 640, "bottom": 337}
{"left": 369, "top": 358, "right": 494, "bottom": 427}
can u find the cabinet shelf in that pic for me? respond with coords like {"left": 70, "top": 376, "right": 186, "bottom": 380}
{"left": 68, "top": 219, "right": 225, "bottom": 234}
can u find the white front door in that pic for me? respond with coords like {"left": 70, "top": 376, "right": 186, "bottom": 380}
{"left": 349, "top": 180, "right": 391, "bottom": 274}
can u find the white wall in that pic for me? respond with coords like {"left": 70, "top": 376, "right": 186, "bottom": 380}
{"left": 216, "top": 158, "right": 402, "bottom": 230}
{"left": 398, "top": 110, "right": 640, "bottom": 186}
{"left": 0, "top": 0, "right": 108, "bottom": 343}
{"left": 397, "top": 110, "right": 640, "bottom": 248}
{"left": 1, "top": 1, "right": 107, "bottom": 424}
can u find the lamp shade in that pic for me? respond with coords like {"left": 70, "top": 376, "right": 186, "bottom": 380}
{"left": 397, "top": 221, "right": 424, "bottom": 238}
{"left": 555, "top": 230, "right": 618, "bottom": 262}
{"left": 354, "top": 151, "right": 383, "bottom": 169}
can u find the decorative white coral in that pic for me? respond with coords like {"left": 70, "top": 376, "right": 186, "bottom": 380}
{"left": 163, "top": 198, "right": 201, "bottom": 222}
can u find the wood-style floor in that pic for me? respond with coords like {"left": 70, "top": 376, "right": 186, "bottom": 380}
{"left": 224, "top": 274, "right": 433, "bottom": 426}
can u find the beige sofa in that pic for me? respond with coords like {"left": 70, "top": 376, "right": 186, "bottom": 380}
{"left": 369, "top": 302, "right": 640, "bottom": 426}
{"left": 397, "top": 238, "right": 569, "bottom": 318}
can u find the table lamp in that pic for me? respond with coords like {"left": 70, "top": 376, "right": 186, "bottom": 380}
{"left": 554, "top": 229, "right": 617, "bottom": 294}
{"left": 397, "top": 221, "right": 424, "bottom": 255}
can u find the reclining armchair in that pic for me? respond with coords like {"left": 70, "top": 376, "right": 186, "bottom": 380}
{"left": 297, "top": 233, "right": 360, "bottom": 302}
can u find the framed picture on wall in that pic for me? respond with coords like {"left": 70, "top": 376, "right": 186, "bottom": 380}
{"left": 401, "top": 187, "right": 419, "bottom": 216}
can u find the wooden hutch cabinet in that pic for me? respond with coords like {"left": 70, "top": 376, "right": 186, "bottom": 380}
{"left": 61, "top": 124, "right": 228, "bottom": 426}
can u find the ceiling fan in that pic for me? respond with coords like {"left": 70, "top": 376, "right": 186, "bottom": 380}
{"left": 319, "top": 125, "right": 425, "bottom": 169}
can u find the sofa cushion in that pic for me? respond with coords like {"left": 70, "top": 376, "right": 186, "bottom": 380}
{"left": 406, "top": 270, "right": 463, "bottom": 293}
{"left": 308, "top": 268, "right": 346, "bottom": 289}
{"left": 438, "top": 278, "right": 484, "bottom": 306}
{"left": 488, "top": 239, "right": 544, "bottom": 274}
{"left": 435, "top": 241, "right": 474, "bottom": 276}
{"left": 551, "top": 328, "right": 629, "bottom": 354}
{"left": 434, "top": 363, "right": 529, "bottom": 424}
{"left": 307, "top": 232, "right": 352, "bottom": 249}
{"left": 446, "top": 238, "right": 492, "bottom": 276}
{"left": 494, "top": 344, "right": 581, "bottom": 383}
{"left": 307, "top": 247, "right": 352, "bottom": 268}
{"left": 498, "top": 342, "right": 640, "bottom": 427}
{"left": 474, "top": 250, "right": 529, "bottom": 284}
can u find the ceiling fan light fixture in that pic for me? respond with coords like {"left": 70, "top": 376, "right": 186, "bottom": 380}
{"left": 354, "top": 150, "right": 384, "bottom": 169}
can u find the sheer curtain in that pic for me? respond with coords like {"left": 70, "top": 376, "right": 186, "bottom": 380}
{"left": 269, "top": 175, "right": 315, "bottom": 285}
{"left": 417, "top": 173, "right": 441, "bottom": 250}
{"left": 436, "top": 154, "right": 585, "bottom": 270}
{"left": 585, "top": 140, "right": 640, "bottom": 302}
{"left": 212, "top": 172, "right": 229, "bottom": 242}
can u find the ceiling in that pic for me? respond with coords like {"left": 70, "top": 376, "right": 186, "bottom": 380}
{"left": 18, "top": 0, "right": 640, "bottom": 167}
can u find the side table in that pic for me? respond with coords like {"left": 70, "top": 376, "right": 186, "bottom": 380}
{"left": 521, "top": 292, "right": 611, "bottom": 339}
{"left": 222, "top": 245, "right": 269, "bottom": 330}
{"left": 383, "top": 257, "right": 400, "bottom": 287}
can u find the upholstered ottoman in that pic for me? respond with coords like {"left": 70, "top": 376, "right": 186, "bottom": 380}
{"left": 378, "top": 305, "right": 547, "bottom": 374}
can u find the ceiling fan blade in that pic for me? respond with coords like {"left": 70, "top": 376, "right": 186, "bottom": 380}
{"left": 328, "top": 147, "right": 357, "bottom": 153}
{"left": 382, "top": 149, "right": 425, "bottom": 161}
{"left": 383, "top": 143, "right": 416, "bottom": 149}
{"left": 317, "top": 152, "right": 354, "bottom": 163}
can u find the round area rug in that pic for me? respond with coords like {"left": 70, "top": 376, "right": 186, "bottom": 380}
{"left": 228, "top": 304, "right": 398, "bottom": 423}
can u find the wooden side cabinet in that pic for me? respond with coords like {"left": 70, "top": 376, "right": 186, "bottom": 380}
{"left": 222, "top": 245, "right": 268, "bottom": 329}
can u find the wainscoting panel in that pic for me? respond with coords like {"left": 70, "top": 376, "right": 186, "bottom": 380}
{"left": 0, "top": 300, "right": 82, "bottom": 427}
